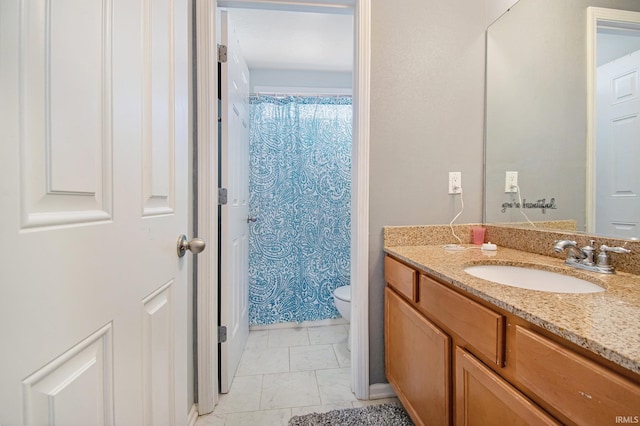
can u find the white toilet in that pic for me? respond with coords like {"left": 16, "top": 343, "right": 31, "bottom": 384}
{"left": 333, "top": 285, "right": 351, "bottom": 351}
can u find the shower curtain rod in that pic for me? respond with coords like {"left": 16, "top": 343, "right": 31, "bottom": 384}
{"left": 249, "top": 92, "right": 352, "bottom": 98}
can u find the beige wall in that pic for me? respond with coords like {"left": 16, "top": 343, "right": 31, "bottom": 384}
{"left": 368, "top": 0, "right": 497, "bottom": 384}
{"left": 487, "top": 0, "right": 520, "bottom": 24}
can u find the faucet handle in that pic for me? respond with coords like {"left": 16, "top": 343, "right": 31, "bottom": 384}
{"left": 596, "top": 245, "right": 631, "bottom": 272}
{"left": 599, "top": 245, "right": 631, "bottom": 254}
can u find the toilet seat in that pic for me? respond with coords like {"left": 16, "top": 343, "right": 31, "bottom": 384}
{"left": 334, "top": 285, "right": 350, "bottom": 302}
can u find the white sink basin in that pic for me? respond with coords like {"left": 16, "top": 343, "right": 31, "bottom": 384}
{"left": 463, "top": 265, "right": 605, "bottom": 293}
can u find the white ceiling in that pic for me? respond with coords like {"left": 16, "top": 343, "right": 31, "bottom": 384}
{"left": 224, "top": 8, "right": 354, "bottom": 72}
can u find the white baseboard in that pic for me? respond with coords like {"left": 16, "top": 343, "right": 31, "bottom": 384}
{"left": 369, "top": 383, "right": 396, "bottom": 400}
{"left": 249, "top": 318, "right": 348, "bottom": 331}
{"left": 188, "top": 404, "right": 198, "bottom": 426}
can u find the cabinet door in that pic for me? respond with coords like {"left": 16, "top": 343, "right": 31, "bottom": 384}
{"left": 385, "top": 287, "right": 451, "bottom": 426}
{"left": 455, "top": 347, "right": 560, "bottom": 426}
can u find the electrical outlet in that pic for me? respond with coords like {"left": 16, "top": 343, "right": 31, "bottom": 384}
{"left": 505, "top": 171, "right": 518, "bottom": 193}
{"left": 449, "top": 172, "right": 462, "bottom": 194}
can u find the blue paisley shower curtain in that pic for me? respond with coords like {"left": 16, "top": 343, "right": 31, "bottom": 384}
{"left": 248, "top": 95, "right": 352, "bottom": 326}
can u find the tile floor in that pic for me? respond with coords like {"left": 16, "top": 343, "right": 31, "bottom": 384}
{"left": 195, "top": 324, "right": 400, "bottom": 426}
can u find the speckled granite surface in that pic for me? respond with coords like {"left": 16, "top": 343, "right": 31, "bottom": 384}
{"left": 384, "top": 224, "right": 640, "bottom": 275}
{"left": 383, "top": 225, "right": 640, "bottom": 376}
{"left": 384, "top": 224, "right": 477, "bottom": 247}
{"left": 485, "top": 225, "right": 640, "bottom": 275}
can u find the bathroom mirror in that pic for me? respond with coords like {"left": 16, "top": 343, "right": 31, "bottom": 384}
{"left": 485, "top": 0, "right": 640, "bottom": 239}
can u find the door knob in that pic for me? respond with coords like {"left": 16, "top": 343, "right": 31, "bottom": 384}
{"left": 177, "top": 234, "right": 206, "bottom": 257}
{"left": 247, "top": 216, "right": 258, "bottom": 223}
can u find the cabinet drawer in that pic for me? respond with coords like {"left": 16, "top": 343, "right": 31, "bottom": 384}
{"left": 384, "top": 256, "right": 417, "bottom": 302}
{"left": 515, "top": 326, "right": 640, "bottom": 425}
{"left": 418, "top": 274, "right": 505, "bottom": 366}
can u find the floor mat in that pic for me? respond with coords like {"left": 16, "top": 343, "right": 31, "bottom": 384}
{"left": 288, "top": 403, "right": 414, "bottom": 426}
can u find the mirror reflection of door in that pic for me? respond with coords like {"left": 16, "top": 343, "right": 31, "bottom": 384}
{"left": 594, "top": 18, "right": 640, "bottom": 239}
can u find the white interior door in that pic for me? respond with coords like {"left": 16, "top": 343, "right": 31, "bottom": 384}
{"left": 0, "top": 0, "right": 190, "bottom": 425}
{"left": 596, "top": 49, "right": 640, "bottom": 238}
{"left": 219, "top": 10, "right": 251, "bottom": 393}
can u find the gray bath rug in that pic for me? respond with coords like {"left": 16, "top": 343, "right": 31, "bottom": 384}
{"left": 288, "top": 403, "right": 414, "bottom": 426}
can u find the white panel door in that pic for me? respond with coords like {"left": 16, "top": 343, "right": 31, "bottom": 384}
{"left": 596, "top": 49, "right": 640, "bottom": 238}
{"left": 0, "top": 0, "right": 190, "bottom": 425}
{"left": 219, "top": 10, "right": 251, "bottom": 394}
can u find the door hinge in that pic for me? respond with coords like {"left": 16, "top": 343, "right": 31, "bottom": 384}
{"left": 218, "top": 188, "right": 228, "bottom": 205}
{"left": 218, "top": 326, "right": 227, "bottom": 343}
{"left": 218, "top": 44, "right": 228, "bottom": 63}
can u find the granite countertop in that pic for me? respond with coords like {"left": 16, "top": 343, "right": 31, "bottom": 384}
{"left": 384, "top": 244, "right": 640, "bottom": 376}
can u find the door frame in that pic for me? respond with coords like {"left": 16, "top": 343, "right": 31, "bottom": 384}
{"left": 194, "top": 0, "right": 371, "bottom": 414}
{"left": 194, "top": 0, "right": 220, "bottom": 412}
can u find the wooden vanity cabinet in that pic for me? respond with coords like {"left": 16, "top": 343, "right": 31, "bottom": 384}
{"left": 384, "top": 254, "right": 640, "bottom": 426}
